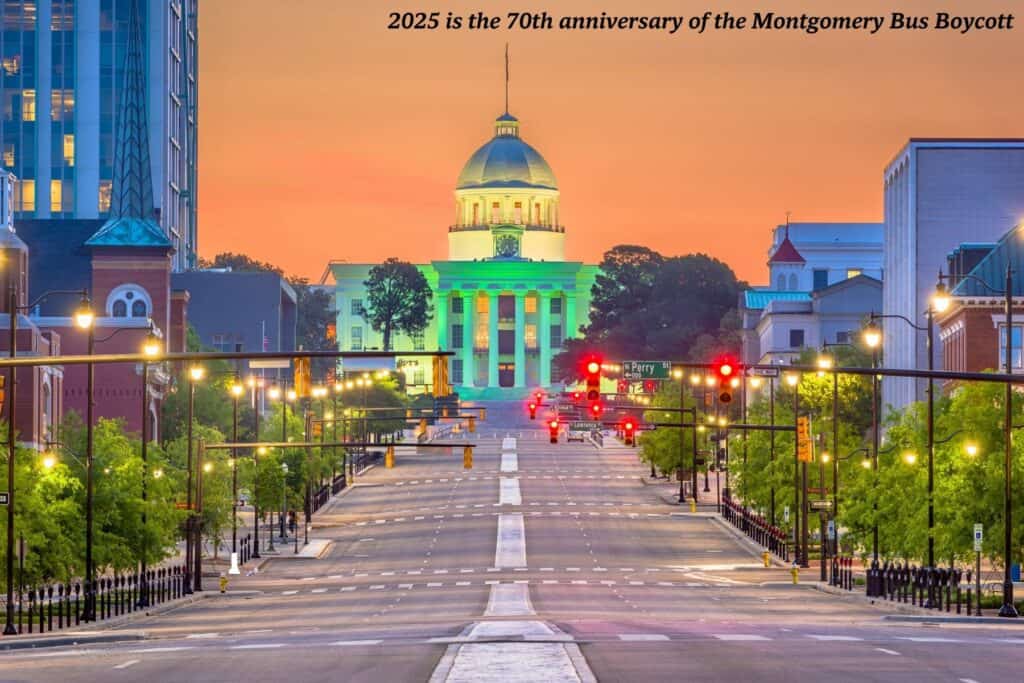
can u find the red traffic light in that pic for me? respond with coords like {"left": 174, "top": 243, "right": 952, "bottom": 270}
{"left": 590, "top": 402, "right": 602, "bottom": 417}
{"left": 528, "top": 402, "right": 537, "bottom": 410}
{"left": 528, "top": 401, "right": 537, "bottom": 419}
{"left": 572, "top": 391, "right": 581, "bottom": 401}
{"left": 713, "top": 356, "right": 740, "bottom": 404}
{"left": 719, "top": 363, "right": 734, "bottom": 377}
{"left": 549, "top": 419, "right": 558, "bottom": 429}
{"left": 623, "top": 420, "right": 635, "bottom": 432}
{"left": 586, "top": 360, "right": 600, "bottom": 375}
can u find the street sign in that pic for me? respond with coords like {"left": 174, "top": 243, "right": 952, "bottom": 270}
{"left": 810, "top": 499, "right": 833, "bottom": 511}
{"left": 0, "top": 492, "right": 7, "bottom": 505}
{"left": 806, "top": 487, "right": 831, "bottom": 495}
{"left": 249, "top": 358, "right": 291, "bottom": 369}
{"left": 748, "top": 367, "right": 780, "bottom": 378}
{"left": 622, "top": 361, "right": 671, "bottom": 381}
{"left": 637, "top": 424, "right": 656, "bottom": 432}
{"left": 797, "top": 416, "right": 813, "bottom": 462}
{"left": 828, "top": 519, "right": 836, "bottom": 539}
{"left": 783, "top": 506, "right": 790, "bottom": 523}
{"left": 974, "top": 523, "right": 984, "bottom": 552}
{"left": 570, "top": 421, "right": 602, "bottom": 431}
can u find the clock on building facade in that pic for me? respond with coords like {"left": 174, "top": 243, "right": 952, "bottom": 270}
{"left": 495, "top": 233, "right": 520, "bottom": 258}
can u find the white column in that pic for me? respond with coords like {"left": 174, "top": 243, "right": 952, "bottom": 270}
{"left": 539, "top": 292, "right": 552, "bottom": 387}
{"left": 564, "top": 292, "right": 578, "bottom": 340}
{"left": 514, "top": 293, "right": 526, "bottom": 387}
{"left": 487, "top": 291, "right": 500, "bottom": 388}
{"left": 462, "top": 292, "right": 475, "bottom": 388}
{"left": 436, "top": 292, "right": 449, "bottom": 350}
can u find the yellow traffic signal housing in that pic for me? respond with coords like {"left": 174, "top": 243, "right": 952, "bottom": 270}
{"left": 312, "top": 421, "right": 323, "bottom": 438}
{"left": 432, "top": 355, "right": 450, "bottom": 397}
{"left": 797, "top": 416, "right": 813, "bottom": 462}
{"left": 463, "top": 445, "right": 473, "bottom": 469}
{"left": 386, "top": 445, "right": 395, "bottom": 469}
{"left": 293, "top": 357, "right": 311, "bottom": 398}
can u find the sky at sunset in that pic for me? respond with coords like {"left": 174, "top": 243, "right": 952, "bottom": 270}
{"left": 197, "top": 1, "right": 1024, "bottom": 285}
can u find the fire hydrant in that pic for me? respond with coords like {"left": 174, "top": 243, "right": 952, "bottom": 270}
{"left": 763, "top": 550, "right": 771, "bottom": 568}
{"left": 219, "top": 572, "right": 228, "bottom": 594}
{"left": 689, "top": 499, "right": 697, "bottom": 513}
{"left": 790, "top": 563, "right": 800, "bottom": 584}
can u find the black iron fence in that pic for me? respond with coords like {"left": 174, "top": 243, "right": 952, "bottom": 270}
{"left": 830, "top": 556, "right": 855, "bottom": 590}
{"left": 9, "top": 565, "right": 187, "bottom": 635}
{"left": 721, "top": 497, "right": 790, "bottom": 562}
{"left": 867, "top": 562, "right": 976, "bottom": 614}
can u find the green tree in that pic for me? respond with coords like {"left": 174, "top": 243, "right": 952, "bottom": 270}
{"left": 363, "top": 258, "right": 433, "bottom": 351}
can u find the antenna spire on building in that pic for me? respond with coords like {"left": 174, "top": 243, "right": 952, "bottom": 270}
{"left": 504, "top": 43, "right": 510, "bottom": 113}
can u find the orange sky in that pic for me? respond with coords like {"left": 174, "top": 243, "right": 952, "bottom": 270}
{"left": 197, "top": 1, "right": 1024, "bottom": 285}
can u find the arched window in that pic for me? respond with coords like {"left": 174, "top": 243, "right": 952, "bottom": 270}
{"left": 788, "top": 274, "right": 798, "bottom": 290}
{"left": 776, "top": 275, "right": 785, "bottom": 290}
{"left": 106, "top": 284, "right": 152, "bottom": 319}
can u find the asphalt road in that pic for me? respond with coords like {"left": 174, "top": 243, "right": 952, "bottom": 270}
{"left": 2, "top": 416, "right": 1023, "bottom": 682}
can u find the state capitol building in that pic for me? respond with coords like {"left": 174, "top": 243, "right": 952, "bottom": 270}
{"left": 327, "top": 108, "right": 597, "bottom": 398}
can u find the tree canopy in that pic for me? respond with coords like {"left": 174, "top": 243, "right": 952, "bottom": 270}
{"left": 363, "top": 258, "right": 433, "bottom": 351}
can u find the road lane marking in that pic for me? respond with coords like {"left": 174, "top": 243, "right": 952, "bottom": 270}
{"left": 494, "top": 513, "right": 527, "bottom": 568}
{"left": 186, "top": 633, "right": 219, "bottom": 639}
{"left": 484, "top": 583, "right": 535, "bottom": 616}
{"left": 499, "top": 478, "right": 522, "bottom": 505}
{"left": 895, "top": 637, "right": 963, "bottom": 643}
{"left": 331, "top": 640, "right": 383, "bottom": 646}
{"left": 875, "top": 648, "right": 901, "bottom": 656}
{"left": 230, "top": 644, "right": 285, "bottom": 650}
{"left": 501, "top": 453, "right": 519, "bottom": 472}
{"left": 807, "top": 635, "right": 862, "bottom": 641}
{"left": 618, "top": 634, "right": 669, "bottom": 641}
{"left": 113, "top": 660, "right": 140, "bottom": 670}
{"left": 713, "top": 634, "right": 771, "bottom": 641}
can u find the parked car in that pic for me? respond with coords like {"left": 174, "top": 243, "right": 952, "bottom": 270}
{"left": 567, "top": 430, "right": 586, "bottom": 443}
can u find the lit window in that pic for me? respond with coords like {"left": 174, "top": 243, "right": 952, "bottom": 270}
{"left": 476, "top": 295, "right": 488, "bottom": 314}
{"left": 846, "top": 268, "right": 862, "bottom": 279}
{"left": 513, "top": 202, "right": 522, "bottom": 223}
{"left": 525, "top": 323, "right": 537, "bottom": 349}
{"left": 21, "top": 90, "right": 35, "bottom": 121}
{"left": 16, "top": 179, "right": 34, "bottom": 211}
{"left": 1, "top": 55, "right": 19, "bottom": 76}
{"left": 50, "top": 179, "right": 62, "bottom": 212}
{"left": 2, "top": 144, "right": 13, "bottom": 167}
{"left": 490, "top": 202, "right": 500, "bottom": 223}
{"left": 50, "top": 90, "right": 75, "bottom": 120}
{"left": 98, "top": 180, "right": 112, "bottom": 212}
{"left": 63, "top": 134, "right": 74, "bottom": 166}
{"left": 525, "top": 296, "right": 537, "bottom": 314}
{"left": 998, "top": 324, "right": 1023, "bottom": 370}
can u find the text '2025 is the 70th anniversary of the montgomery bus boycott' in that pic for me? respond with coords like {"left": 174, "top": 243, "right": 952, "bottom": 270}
{"left": 419, "top": 10, "right": 1017, "bottom": 35}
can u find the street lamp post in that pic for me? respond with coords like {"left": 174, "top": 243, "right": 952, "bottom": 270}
{"left": 138, "top": 329, "right": 162, "bottom": 608}
{"left": 184, "top": 365, "right": 204, "bottom": 594}
{"left": 248, "top": 376, "right": 261, "bottom": 560}
{"left": 863, "top": 320, "right": 882, "bottom": 574}
{"left": 229, "top": 381, "right": 243, "bottom": 574}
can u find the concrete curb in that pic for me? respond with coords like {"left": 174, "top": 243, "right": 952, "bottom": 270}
{"left": 708, "top": 515, "right": 789, "bottom": 568}
{"left": 882, "top": 614, "right": 1023, "bottom": 625}
{"left": 0, "top": 629, "right": 148, "bottom": 651}
{"left": 809, "top": 582, "right": 948, "bottom": 616}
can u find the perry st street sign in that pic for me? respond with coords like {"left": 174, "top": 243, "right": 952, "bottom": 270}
{"left": 622, "top": 361, "right": 671, "bottom": 380}
{"left": 0, "top": 492, "right": 8, "bottom": 505}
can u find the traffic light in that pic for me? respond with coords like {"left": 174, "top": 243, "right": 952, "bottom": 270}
{"left": 549, "top": 419, "right": 559, "bottom": 444}
{"left": 622, "top": 418, "right": 636, "bottom": 446}
{"left": 535, "top": 391, "right": 544, "bottom": 404}
{"left": 713, "top": 356, "right": 741, "bottom": 404}
{"left": 584, "top": 356, "right": 602, "bottom": 401}
{"left": 572, "top": 390, "right": 581, "bottom": 403}
{"left": 528, "top": 401, "right": 538, "bottom": 420}
{"left": 589, "top": 401, "right": 602, "bottom": 419}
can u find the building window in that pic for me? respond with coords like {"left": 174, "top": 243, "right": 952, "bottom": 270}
{"left": 550, "top": 297, "right": 562, "bottom": 314}
{"left": 534, "top": 203, "right": 541, "bottom": 224}
{"left": 50, "top": 180, "right": 62, "bottom": 213}
{"left": 452, "top": 296, "right": 463, "bottom": 314}
{"left": 412, "top": 331, "right": 425, "bottom": 351}
{"left": 476, "top": 295, "right": 488, "bottom": 314}
{"left": 15, "top": 179, "right": 34, "bottom": 211}
{"left": 813, "top": 269, "right": 828, "bottom": 290}
{"left": 788, "top": 274, "right": 798, "bottom": 290}
{"left": 63, "top": 134, "right": 74, "bottom": 166}
{"left": 998, "top": 324, "right": 1023, "bottom": 370}
{"left": 107, "top": 285, "right": 151, "bottom": 318}
{"left": 21, "top": 89, "right": 35, "bottom": 121}
{"left": 351, "top": 326, "right": 363, "bottom": 351}
{"left": 3, "top": 144, "right": 13, "bottom": 167}
{"left": 98, "top": 180, "right": 112, "bottom": 213}
{"left": 525, "top": 296, "right": 537, "bottom": 314}
{"left": 789, "top": 329, "right": 805, "bottom": 349}
{"left": 775, "top": 275, "right": 785, "bottom": 290}
{"left": 490, "top": 202, "right": 500, "bottom": 223}
{"left": 525, "top": 323, "right": 537, "bottom": 349}
{"left": 451, "top": 324, "right": 463, "bottom": 349}
{"left": 471, "top": 204, "right": 479, "bottom": 224}
{"left": 551, "top": 324, "right": 563, "bottom": 349}
{"left": 350, "top": 298, "right": 364, "bottom": 316}
{"left": 451, "top": 358, "right": 464, "bottom": 384}
{"left": 513, "top": 201, "right": 522, "bottom": 223}
{"left": 413, "top": 367, "right": 425, "bottom": 385}
{"left": 846, "top": 268, "right": 862, "bottom": 279}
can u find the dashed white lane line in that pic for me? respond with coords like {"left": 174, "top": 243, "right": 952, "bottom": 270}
{"left": 895, "top": 637, "right": 963, "bottom": 643}
{"left": 186, "top": 633, "right": 219, "bottom": 639}
{"left": 500, "top": 452, "right": 519, "bottom": 473}
{"left": 331, "top": 640, "right": 384, "bottom": 646}
{"left": 806, "top": 635, "right": 863, "bottom": 641}
{"left": 230, "top": 643, "right": 286, "bottom": 650}
{"left": 713, "top": 634, "right": 771, "bottom": 641}
{"left": 875, "top": 648, "right": 901, "bottom": 656}
{"left": 113, "top": 660, "right": 140, "bottom": 670}
{"left": 618, "top": 634, "right": 669, "bottom": 641}
{"left": 494, "top": 513, "right": 527, "bottom": 568}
